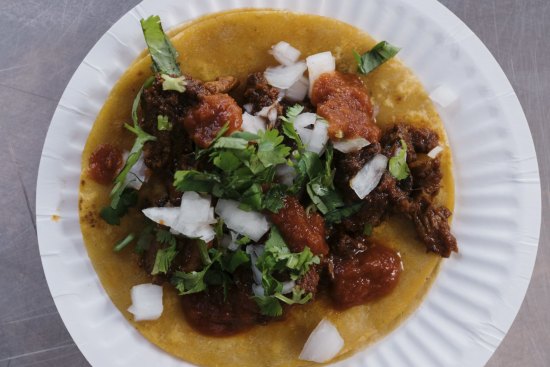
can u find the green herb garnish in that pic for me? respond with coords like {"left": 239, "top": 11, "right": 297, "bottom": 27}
{"left": 140, "top": 16, "right": 181, "bottom": 76}
{"left": 161, "top": 74, "right": 186, "bottom": 92}
{"left": 157, "top": 115, "right": 172, "bottom": 131}
{"left": 388, "top": 139, "right": 410, "bottom": 180}
{"left": 113, "top": 233, "right": 135, "bottom": 252}
{"left": 354, "top": 41, "right": 400, "bottom": 75}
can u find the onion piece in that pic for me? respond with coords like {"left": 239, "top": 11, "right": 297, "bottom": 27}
{"left": 276, "top": 164, "right": 297, "bottom": 186}
{"left": 243, "top": 103, "right": 253, "bottom": 114}
{"left": 123, "top": 151, "right": 149, "bottom": 190}
{"left": 427, "top": 145, "right": 444, "bottom": 159}
{"left": 142, "top": 207, "right": 180, "bottom": 228}
{"left": 264, "top": 61, "right": 307, "bottom": 89}
{"left": 246, "top": 244, "right": 265, "bottom": 286}
{"left": 127, "top": 284, "right": 163, "bottom": 321}
{"left": 281, "top": 280, "right": 296, "bottom": 294}
{"left": 429, "top": 85, "right": 458, "bottom": 108}
{"left": 299, "top": 319, "right": 344, "bottom": 363}
{"left": 242, "top": 112, "right": 266, "bottom": 134}
{"left": 270, "top": 41, "right": 301, "bottom": 66}
{"left": 294, "top": 112, "right": 317, "bottom": 128}
{"left": 350, "top": 154, "right": 388, "bottom": 199}
{"left": 306, "top": 51, "right": 335, "bottom": 97}
{"left": 215, "top": 199, "right": 270, "bottom": 241}
{"left": 285, "top": 76, "right": 309, "bottom": 102}
{"left": 332, "top": 138, "right": 370, "bottom": 153}
{"left": 307, "top": 120, "right": 329, "bottom": 155}
{"left": 142, "top": 192, "right": 216, "bottom": 242}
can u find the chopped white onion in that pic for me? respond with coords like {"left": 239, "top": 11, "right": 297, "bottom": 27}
{"left": 243, "top": 103, "right": 253, "bottom": 114}
{"left": 276, "top": 164, "right": 297, "bottom": 186}
{"left": 142, "top": 207, "right": 180, "bottom": 228}
{"left": 294, "top": 112, "right": 317, "bottom": 128}
{"left": 281, "top": 280, "right": 296, "bottom": 294}
{"left": 242, "top": 112, "right": 266, "bottom": 134}
{"left": 285, "top": 76, "right": 309, "bottom": 102}
{"left": 252, "top": 283, "right": 265, "bottom": 297}
{"left": 256, "top": 102, "right": 280, "bottom": 126}
{"left": 264, "top": 61, "right": 307, "bottom": 89}
{"left": 270, "top": 41, "right": 301, "bottom": 66}
{"left": 127, "top": 284, "right": 163, "bottom": 322}
{"left": 246, "top": 244, "right": 265, "bottom": 286}
{"left": 427, "top": 145, "right": 444, "bottom": 159}
{"left": 142, "top": 192, "right": 216, "bottom": 242}
{"left": 307, "top": 120, "right": 329, "bottom": 155}
{"left": 332, "top": 138, "right": 370, "bottom": 153}
{"left": 215, "top": 199, "right": 270, "bottom": 241}
{"left": 350, "top": 154, "right": 388, "bottom": 199}
{"left": 306, "top": 51, "right": 335, "bottom": 97}
{"left": 122, "top": 151, "right": 149, "bottom": 190}
{"left": 299, "top": 319, "right": 344, "bottom": 363}
{"left": 429, "top": 85, "right": 458, "bottom": 108}
{"left": 267, "top": 106, "right": 279, "bottom": 125}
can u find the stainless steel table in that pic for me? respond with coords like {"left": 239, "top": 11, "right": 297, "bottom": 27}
{"left": 0, "top": 1, "right": 548, "bottom": 366}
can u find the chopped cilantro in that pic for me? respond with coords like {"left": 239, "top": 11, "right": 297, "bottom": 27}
{"left": 363, "top": 223, "right": 373, "bottom": 236}
{"left": 135, "top": 223, "right": 154, "bottom": 254}
{"left": 173, "top": 170, "right": 221, "bottom": 193}
{"left": 324, "top": 202, "right": 363, "bottom": 225}
{"left": 161, "top": 74, "right": 186, "bottom": 92}
{"left": 354, "top": 41, "right": 400, "bottom": 75}
{"left": 151, "top": 243, "right": 178, "bottom": 275}
{"left": 157, "top": 115, "right": 172, "bottom": 131}
{"left": 280, "top": 104, "right": 305, "bottom": 150}
{"left": 113, "top": 233, "right": 135, "bottom": 252}
{"left": 100, "top": 188, "right": 138, "bottom": 225}
{"left": 388, "top": 139, "right": 410, "bottom": 180}
{"left": 140, "top": 16, "right": 181, "bottom": 76}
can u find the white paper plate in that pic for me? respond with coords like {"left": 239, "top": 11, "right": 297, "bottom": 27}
{"left": 36, "top": 0, "right": 541, "bottom": 366}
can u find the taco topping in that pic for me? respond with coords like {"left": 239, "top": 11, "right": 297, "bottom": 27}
{"left": 92, "top": 15, "right": 457, "bottom": 341}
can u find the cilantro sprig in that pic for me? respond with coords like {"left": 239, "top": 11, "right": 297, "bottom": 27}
{"left": 174, "top": 129, "right": 291, "bottom": 212}
{"left": 388, "top": 139, "right": 410, "bottom": 180}
{"left": 253, "top": 227, "right": 320, "bottom": 316}
{"left": 353, "top": 41, "right": 400, "bottom": 75}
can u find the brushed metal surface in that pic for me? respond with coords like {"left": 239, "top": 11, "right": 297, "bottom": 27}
{"left": 0, "top": 0, "right": 547, "bottom": 366}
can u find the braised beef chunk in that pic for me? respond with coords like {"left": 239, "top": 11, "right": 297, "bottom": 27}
{"left": 381, "top": 124, "right": 439, "bottom": 161}
{"left": 243, "top": 72, "right": 281, "bottom": 113}
{"left": 330, "top": 245, "right": 402, "bottom": 309}
{"left": 411, "top": 198, "right": 457, "bottom": 257}
{"left": 410, "top": 155, "right": 442, "bottom": 196}
{"left": 204, "top": 76, "right": 239, "bottom": 95}
{"left": 329, "top": 233, "right": 369, "bottom": 257}
{"left": 409, "top": 126, "right": 440, "bottom": 153}
{"left": 268, "top": 196, "right": 329, "bottom": 256}
{"left": 297, "top": 265, "right": 321, "bottom": 297}
{"left": 140, "top": 75, "right": 195, "bottom": 171}
{"left": 181, "top": 269, "right": 267, "bottom": 336}
{"left": 334, "top": 142, "right": 382, "bottom": 201}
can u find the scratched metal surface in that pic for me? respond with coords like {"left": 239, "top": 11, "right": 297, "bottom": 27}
{"left": 0, "top": 0, "right": 547, "bottom": 366}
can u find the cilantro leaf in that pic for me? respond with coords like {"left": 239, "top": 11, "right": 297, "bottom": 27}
{"left": 239, "top": 183, "right": 263, "bottom": 211}
{"left": 213, "top": 136, "right": 249, "bottom": 150}
{"left": 173, "top": 170, "right": 221, "bottom": 193}
{"left": 100, "top": 188, "right": 138, "bottom": 225}
{"left": 156, "top": 228, "right": 176, "bottom": 246}
{"left": 363, "top": 223, "right": 373, "bottom": 236}
{"left": 157, "top": 115, "right": 172, "bottom": 131}
{"left": 113, "top": 233, "right": 135, "bottom": 252}
{"left": 140, "top": 16, "right": 181, "bottom": 76}
{"left": 280, "top": 104, "right": 305, "bottom": 150}
{"left": 161, "top": 74, "right": 186, "bottom": 92}
{"left": 253, "top": 295, "right": 283, "bottom": 317}
{"left": 132, "top": 76, "right": 154, "bottom": 126}
{"left": 257, "top": 130, "right": 291, "bottom": 167}
{"left": 197, "top": 240, "right": 211, "bottom": 266}
{"left": 171, "top": 251, "right": 222, "bottom": 295}
{"left": 223, "top": 249, "right": 250, "bottom": 273}
{"left": 388, "top": 139, "right": 410, "bottom": 180}
{"left": 263, "top": 185, "right": 286, "bottom": 213}
{"left": 109, "top": 123, "right": 156, "bottom": 209}
{"left": 354, "top": 41, "right": 400, "bottom": 75}
{"left": 212, "top": 151, "right": 240, "bottom": 172}
{"left": 151, "top": 243, "right": 178, "bottom": 275}
{"left": 135, "top": 223, "right": 154, "bottom": 254}
{"left": 324, "top": 202, "right": 363, "bottom": 224}
{"left": 274, "top": 287, "right": 313, "bottom": 305}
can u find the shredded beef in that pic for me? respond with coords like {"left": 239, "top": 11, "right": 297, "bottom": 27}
{"left": 410, "top": 155, "right": 442, "bottom": 196}
{"left": 297, "top": 265, "right": 321, "bottom": 297}
{"left": 243, "top": 72, "right": 281, "bottom": 113}
{"left": 204, "top": 76, "right": 239, "bottom": 95}
{"left": 381, "top": 124, "right": 440, "bottom": 161}
{"left": 409, "top": 197, "right": 458, "bottom": 257}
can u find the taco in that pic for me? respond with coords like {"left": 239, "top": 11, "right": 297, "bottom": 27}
{"left": 79, "top": 9, "right": 456, "bottom": 367}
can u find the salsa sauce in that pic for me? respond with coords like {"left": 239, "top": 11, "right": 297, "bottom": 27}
{"left": 87, "top": 144, "right": 123, "bottom": 184}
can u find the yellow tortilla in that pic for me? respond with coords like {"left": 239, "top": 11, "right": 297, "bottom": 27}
{"left": 79, "top": 9, "right": 454, "bottom": 367}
